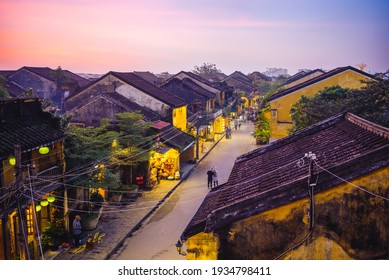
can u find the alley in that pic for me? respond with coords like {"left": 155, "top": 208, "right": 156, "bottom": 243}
{"left": 115, "top": 120, "right": 258, "bottom": 260}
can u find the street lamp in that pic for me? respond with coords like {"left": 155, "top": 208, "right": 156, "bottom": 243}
{"left": 175, "top": 239, "right": 186, "bottom": 256}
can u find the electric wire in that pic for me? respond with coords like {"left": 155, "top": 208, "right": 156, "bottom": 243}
{"left": 27, "top": 166, "right": 45, "bottom": 259}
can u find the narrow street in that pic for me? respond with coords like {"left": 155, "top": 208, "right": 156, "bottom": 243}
{"left": 115, "top": 121, "right": 258, "bottom": 260}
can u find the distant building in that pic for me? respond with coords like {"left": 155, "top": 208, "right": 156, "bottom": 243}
{"left": 263, "top": 67, "right": 288, "bottom": 78}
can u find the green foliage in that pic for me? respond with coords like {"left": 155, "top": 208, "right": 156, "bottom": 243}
{"left": 0, "top": 75, "right": 10, "bottom": 98}
{"left": 90, "top": 168, "right": 122, "bottom": 190}
{"left": 64, "top": 119, "right": 118, "bottom": 173}
{"left": 253, "top": 108, "right": 270, "bottom": 144}
{"left": 290, "top": 79, "right": 389, "bottom": 132}
{"left": 116, "top": 112, "right": 152, "bottom": 147}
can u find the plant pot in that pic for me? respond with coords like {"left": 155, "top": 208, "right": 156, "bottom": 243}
{"left": 80, "top": 214, "right": 100, "bottom": 231}
{"left": 108, "top": 193, "right": 123, "bottom": 203}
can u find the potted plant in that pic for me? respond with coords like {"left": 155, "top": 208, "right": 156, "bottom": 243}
{"left": 121, "top": 184, "right": 139, "bottom": 202}
{"left": 41, "top": 218, "right": 66, "bottom": 251}
{"left": 80, "top": 189, "right": 105, "bottom": 231}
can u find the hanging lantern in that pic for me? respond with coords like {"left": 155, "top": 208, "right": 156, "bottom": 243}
{"left": 38, "top": 146, "right": 50, "bottom": 155}
{"left": 47, "top": 195, "right": 55, "bottom": 203}
{"left": 8, "top": 156, "right": 16, "bottom": 166}
{"left": 40, "top": 200, "right": 49, "bottom": 207}
{"left": 35, "top": 205, "right": 42, "bottom": 212}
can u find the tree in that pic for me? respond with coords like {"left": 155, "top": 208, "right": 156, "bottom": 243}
{"left": 253, "top": 107, "right": 270, "bottom": 144}
{"left": 192, "top": 63, "right": 223, "bottom": 81}
{"left": 110, "top": 112, "right": 154, "bottom": 185}
{"left": 51, "top": 66, "right": 68, "bottom": 108}
{"left": 290, "top": 79, "right": 389, "bottom": 133}
{"left": 0, "top": 75, "right": 10, "bottom": 98}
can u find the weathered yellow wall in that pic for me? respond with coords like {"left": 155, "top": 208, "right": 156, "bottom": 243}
{"left": 269, "top": 70, "right": 372, "bottom": 139}
{"left": 173, "top": 106, "right": 187, "bottom": 131}
{"left": 191, "top": 166, "right": 388, "bottom": 260}
{"left": 186, "top": 232, "right": 219, "bottom": 260}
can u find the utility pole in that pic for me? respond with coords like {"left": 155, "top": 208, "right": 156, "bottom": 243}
{"left": 305, "top": 152, "right": 317, "bottom": 231}
{"left": 194, "top": 106, "right": 203, "bottom": 160}
{"left": 15, "top": 144, "right": 30, "bottom": 260}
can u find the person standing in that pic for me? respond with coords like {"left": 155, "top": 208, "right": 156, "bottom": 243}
{"left": 72, "top": 215, "right": 82, "bottom": 247}
{"left": 212, "top": 167, "right": 219, "bottom": 188}
{"left": 234, "top": 119, "right": 239, "bottom": 130}
{"left": 207, "top": 168, "right": 214, "bottom": 189}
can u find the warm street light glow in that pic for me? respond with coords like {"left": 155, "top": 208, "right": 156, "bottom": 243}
{"left": 9, "top": 156, "right": 16, "bottom": 165}
{"left": 40, "top": 200, "right": 49, "bottom": 207}
{"left": 38, "top": 146, "right": 50, "bottom": 155}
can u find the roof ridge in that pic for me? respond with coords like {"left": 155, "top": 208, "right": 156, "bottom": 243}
{"left": 345, "top": 113, "right": 389, "bottom": 140}
{"left": 267, "top": 66, "right": 375, "bottom": 102}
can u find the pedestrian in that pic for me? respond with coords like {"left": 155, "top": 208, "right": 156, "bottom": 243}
{"left": 72, "top": 215, "right": 82, "bottom": 247}
{"left": 212, "top": 167, "right": 219, "bottom": 188}
{"left": 234, "top": 119, "right": 238, "bottom": 130}
{"left": 226, "top": 127, "right": 231, "bottom": 139}
{"left": 238, "top": 120, "right": 241, "bottom": 129}
{"left": 207, "top": 168, "right": 214, "bottom": 189}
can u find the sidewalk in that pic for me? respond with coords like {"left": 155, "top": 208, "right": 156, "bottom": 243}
{"left": 51, "top": 134, "right": 224, "bottom": 260}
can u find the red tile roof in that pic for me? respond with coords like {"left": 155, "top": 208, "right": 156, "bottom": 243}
{"left": 182, "top": 113, "right": 389, "bottom": 239}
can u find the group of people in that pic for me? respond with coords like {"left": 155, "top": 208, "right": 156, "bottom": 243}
{"left": 207, "top": 167, "right": 219, "bottom": 189}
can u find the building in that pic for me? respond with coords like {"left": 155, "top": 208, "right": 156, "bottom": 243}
{"left": 267, "top": 66, "right": 375, "bottom": 140}
{"left": 181, "top": 113, "right": 389, "bottom": 260}
{"left": 64, "top": 71, "right": 187, "bottom": 131}
{"left": 1, "top": 66, "right": 90, "bottom": 109}
{"left": 0, "top": 98, "right": 66, "bottom": 260}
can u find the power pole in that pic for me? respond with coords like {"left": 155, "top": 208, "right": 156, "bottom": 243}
{"left": 305, "top": 152, "right": 317, "bottom": 231}
{"left": 15, "top": 144, "right": 30, "bottom": 260}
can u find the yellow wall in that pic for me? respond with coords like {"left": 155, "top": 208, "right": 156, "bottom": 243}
{"left": 231, "top": 166, "right": 388, "bottom": 259}
{"left": 269, "top": 69, "right": 372, "bottom": 139}
{"left": 186, "top": 166, "right": 389, "bottom": 260}
{"left": 173, "top": 106, "right": 187, "bottom": 131}
{"left": 186, "top": 232, "right": 219, "bottom": 260}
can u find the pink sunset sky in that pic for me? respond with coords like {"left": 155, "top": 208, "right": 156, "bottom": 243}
{"left": 1, "top": 0, "right": 388, "bottom": 75}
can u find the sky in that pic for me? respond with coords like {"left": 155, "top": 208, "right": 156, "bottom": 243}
{"left": 1, "top": 0, "right": 388, "bottom": 76}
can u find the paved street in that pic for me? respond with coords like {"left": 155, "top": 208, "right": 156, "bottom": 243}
{"left": 114, "top": 121, "right": 258, "bottom": 260}
{"left": 52, "top": 120, "right": 258, "bottom": 260}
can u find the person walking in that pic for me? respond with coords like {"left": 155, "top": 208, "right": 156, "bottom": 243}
{"left": 72, "top": 215, "right": 82, "bottom": 247}
{"left": 212, "top": 167, "right": 219, "bottom": 188}
{"left": 207, "top": 168, "right": 214, "bottom": 189}
{"left": 234, "top": 119, "right": 239, "bottom": 130}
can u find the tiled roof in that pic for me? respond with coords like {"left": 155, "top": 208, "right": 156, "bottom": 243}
{"left": 182, "top": 113, "right": 389, "bottom": 239}
{"left": 10, "top": 66, "right": 90, "bottom": 87}
{"left": 162, "top": 78, "right": 215, "bottom": 100}
{"left": 153, "top": 123, "right": 195, "bottom": 152}
{"left": 248, "top": 71, "right": 272, "bottom": 81}
{"left": 69, "top": 91, "right": 160, "bottom": 121}
{"left": 3, "top": 81, "right": 24, "bottom": 97}
{"left": 267, "top": 66, "right": 376, "bottom": 102}
{"left": 110, "top": 72, "right": 186, "bottom": 108}
{"left": 0, "top": 98, "right": 66, "bottom": 159}
{"left": 224, "top": 71, "right": 252, "bottom": 84}
{"left": 281, "top": 69, "right": 325, "bottom": 87}
{"left": 133, "top": 71, "right": 161, "bottom": 85}
{"left": 0, "top": 70, "right": 16, "bottom": 78}
{"left": 173, "top": 71, "right": 224, "bottom": 91}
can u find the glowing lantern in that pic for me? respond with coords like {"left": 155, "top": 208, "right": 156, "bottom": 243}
{"left": 35, "top": 205, "right": 42, "bottom": 212}
{"left": 38, "top": 146, "right": 50, "bottom": 155}
{"left": 9, "top": 156, "right": 16, "bottom": 166}
{"left": 40, "top": 200, "right": 49, "bottom": 207}
{"left": 47, "top": 195, "right": 55, "bottom": 203}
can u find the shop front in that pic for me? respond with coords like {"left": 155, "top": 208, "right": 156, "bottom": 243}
{"left": 149, "top": 146, "right": 180, "bottom": 185}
